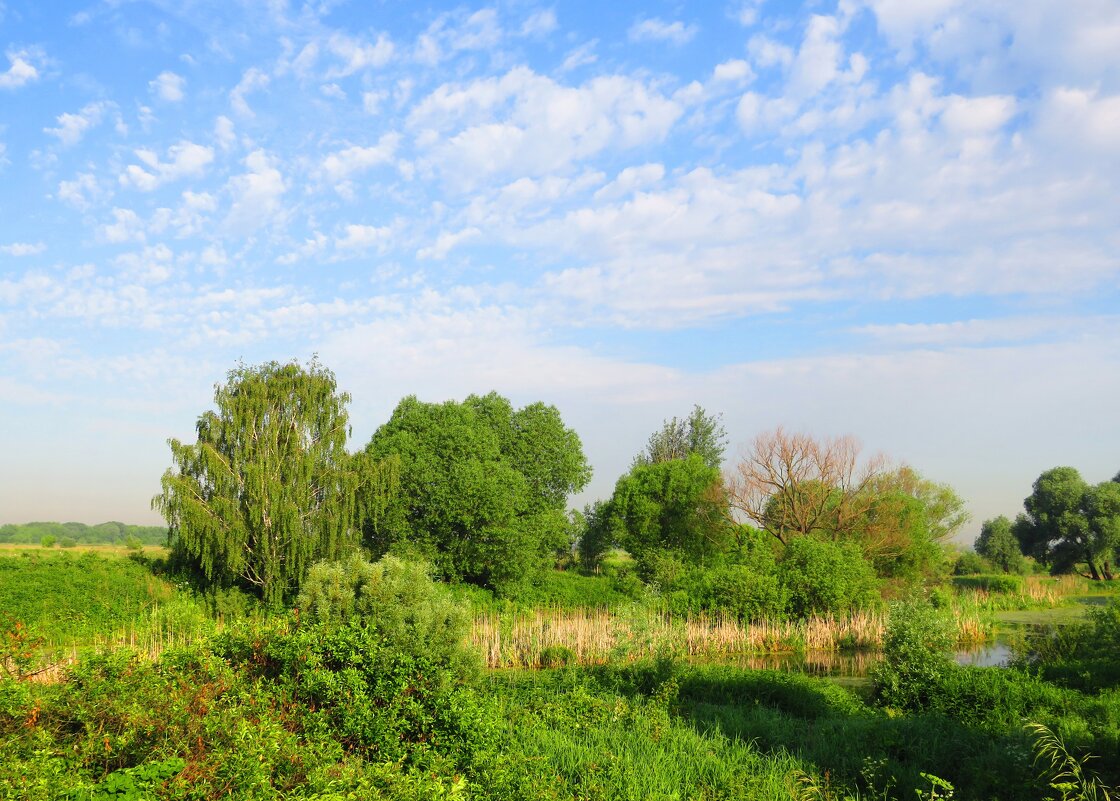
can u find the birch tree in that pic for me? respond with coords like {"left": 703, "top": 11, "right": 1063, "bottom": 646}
{"left": 153, "top": 359, "right": 391, "bottom": 607}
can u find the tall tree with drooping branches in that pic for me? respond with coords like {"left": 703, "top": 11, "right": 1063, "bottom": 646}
{"left": 153, "top": 359, "right": 390, "bottom": 607}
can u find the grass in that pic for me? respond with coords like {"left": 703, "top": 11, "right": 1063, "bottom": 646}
{"left": 469, "top": 607, "right": 990, "bottom": 669}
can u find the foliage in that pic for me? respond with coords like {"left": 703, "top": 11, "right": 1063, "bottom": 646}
{"left": 601, "top": 452, "right": 734, "bottom": 571}
{"left": 360, "top": 392, "right": 590, "bottom": 592}
{"left": 633, "top": 404, "right": 728, "bottom": 469}
{"left": 872, "top": 601, "right": 956, "bottom": 711}
{"left": 954, "top": 550, "right": 991, "bottom": 575}
{"left": 0, "top": 551, "right": 190, "bottom": 644}
{"left": 726, "top": 430, "right": 963, "bottom": 581}
{"left": 1015, "top": 467, "right": 1120, "bottom": 580}
{"left": 0, "top": 521, "right": 167, "bottom": 546}
{"left": 296, "top": 554, "right": 475, "bottom": 676}
{"left": 1028, "top": 722, "right": 1115, "bottom": 801}
{"left": 779, "top": 537, "right": 881, "bottom": 618}
{"left": 976, "top": 515, "right": 1027, "bottom": 573}
{"left": 153, "top": 359, "right": 390, "bottom": 607}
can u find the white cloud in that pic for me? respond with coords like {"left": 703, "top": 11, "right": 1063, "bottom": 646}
{"left": 628, "top": 18, "right": 698, "bottom": 46}
{"left": 230, "top": 67, "right": 269, "bottom": 116}
{"left": 520, "top": 9, "right": 557, "bottom": 37}
{"left": 712, "top": 59, "right": 754, "bottom": 84}
{"left": 593, "top": 163, "right": 664, "bottom": 201}
{"left": 44, "top": 102, "right": 109, "bottom": 146}
{"left": 320, "top": 133, "right": 400, "bottom": 185}
{"left": 214, "top": 115, "right": 236, "bottom": 150}
{"left": 324, "top": 32, "right": 394, "bottom": 78}
{"left": 335, "top": 224, "right": 392, "bottom": 252}
{"left": 560, "top": 40, "right": 597, "bottom": 72}
{"left": 120, "top": 141, "right": 215, "bottom": 191}
{"left": 97, "top": 208, "right": 146, "bottom": 244}
{"left": 417, "top": 226, "right": 480, "bottom": 260}
{"left": 748, "top": 35, "right": 794, "bottom": 68}
{"left": 410, "top": 67, "right": 683, "bottom": 189}
{"left": 224, "top": 149, "right": 287, "bottom": 232}
{"left": 57, "top": 173, "right": 102, "bottom": 210}
{"left": 0, "top": 48, "right": 39, "bottom": 89}
{"left": 0, "top": 242, "right": 46, "bottom": 256}
{"left": 362, "top": 90, "right": 387, "bottom": 114}
{"left": 149, "top": 71, "right": 185, "bottom": 102}
{"left": 414, "top": 8, "right": 503, "bottom": 65}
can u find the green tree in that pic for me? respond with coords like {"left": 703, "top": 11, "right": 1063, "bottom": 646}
{"left": 602, "top": 452, "right": 734, "bottom": 571}
{"left": 1014, "top": 467, "right": 1120, "bottom": 580}
{"left": 359, "top": 392, "right": 590, "bottom": 591}
{"left": 153, "top": 359, "right": 382, "bottom": 607}
{"left": 974, "top": 515, "right": 1024, "bottom": 574}
{"left": 634, "top": 405, "right": 728, "bottom": 469}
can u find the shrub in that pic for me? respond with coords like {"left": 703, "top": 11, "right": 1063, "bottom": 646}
{"left": 778, "top": 537, "right": 880, "bottom": 618}
{"left": 872, "top": 600, "right": 956, "bottom": 711}
{"left": 39, "top": 535, "right": 56, "bottom": 548}
{"left": 297, "top": 554, "right": 476, "bottom": 675}
{"left": 953, "top": 551, "right": 989, "bottom": 575}
{"left": 59, "top": 537, "right": 77, "bottom": 548}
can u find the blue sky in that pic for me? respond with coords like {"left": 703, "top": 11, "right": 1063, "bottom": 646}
{"left": 1, "top": 0, "right": 1118, "bottom": 540}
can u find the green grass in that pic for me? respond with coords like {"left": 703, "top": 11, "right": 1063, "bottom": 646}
{"left": 0, "top": 551, "right": 208, "bottom": 649}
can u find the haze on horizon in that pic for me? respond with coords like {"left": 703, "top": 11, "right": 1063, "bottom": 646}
{"left": 1, "top": 0, "right": 1118, "bottom": 543}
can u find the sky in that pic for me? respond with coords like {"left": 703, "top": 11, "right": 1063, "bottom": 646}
{"left": 1, "top": 0, "right": 1118, "bottom": 542}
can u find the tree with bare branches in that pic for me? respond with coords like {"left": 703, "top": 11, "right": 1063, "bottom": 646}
{"left": 725, "top": 427, "right": 887, "bottom": 545}
{"left": 725, "top": 428, "right": 966, "bottom": 576}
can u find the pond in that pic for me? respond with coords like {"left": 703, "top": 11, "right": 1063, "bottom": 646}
{"left": 717, "top": 600, "right": 1103, "bottom": 679}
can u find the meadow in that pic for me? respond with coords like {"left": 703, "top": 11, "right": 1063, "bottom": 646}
{"left": 3, "top": 547, "right": 1119, "bottom": 800}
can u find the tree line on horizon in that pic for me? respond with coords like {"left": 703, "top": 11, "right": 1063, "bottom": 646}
{"left": 150, "top": 357, "right": 1118, "bottom": 609}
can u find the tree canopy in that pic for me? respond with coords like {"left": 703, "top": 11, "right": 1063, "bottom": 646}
{"left": 359, "top": 392, "right": 590, "bottom": 591}
{"left": 1014, "top": 467, "right": 1120, "bottom": 580}
{"left": 633, "top": 405, "right": 728, "bottom": 469}
{"left": 974, "top": 515, "right": 1024, "bottom": 574}
{"left": 152, "top": 359, "right": 386, "bottom": 607}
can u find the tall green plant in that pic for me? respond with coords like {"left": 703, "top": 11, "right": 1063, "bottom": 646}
{"left": 153, "top": 359, "right": 396, "bottom": 607}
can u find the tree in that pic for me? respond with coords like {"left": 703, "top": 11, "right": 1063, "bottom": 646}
{"left": 601, "top": 453, "right": 734, "bottom": 571}
{"left": 634, "top": 405, "right": 728, "bottom": 469}
{"left": 153, "top": 359, "right": 386, "bottom": 607}
{"left": 359, "top": 392, "right": 590, "bottom": 591}
{"left": 974, "top": 515, "right": 1024, "bottom": 574}
{"left": 1014, "top": 467, "right": 1120, "bottom": 580}
{"left": 726, "top": 427, "right": 888, "bottom": 545}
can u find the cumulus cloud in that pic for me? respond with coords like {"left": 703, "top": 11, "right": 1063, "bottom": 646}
{"left": 324, "top": 32, "right": 394, "bottom": 78}
{"left": 230, "top": 67, "right": 269, "bottom": 116}
{"left": 409, "top": 67, "right": 683, "bottom": 189}
{"left": 97, "top": 208, "right": 146, "bottom": 244}
{"left": 628, "top": 18, "right": 699, "bottom": 46}
{"left": 224, "top": 149, "right": 287, "bottom": 232}
{"left": 44, "top": 102, "right": 109, "bottom": 146}
{"left": 120, "top": 141, "right": 215, "bottom": 191}
{"left": 335, "top": 223, "right": 392, "bottom": 252}
{"left": 149, "top": 71, "right": 185, "bottom": 102}
{"left": 0, "top": 47, "right": 40, "bottom": 89}
{"left": 320, "top": 133, "right": 400, "bottom": 185}
{"left": 0, "top": 242, "right": 46, "bottom": 256}
{"left": 520, "top": 9, "right": 557, "bottom": 37}
{"left": 58, "top": 173, "right": 102, "bottom": 210}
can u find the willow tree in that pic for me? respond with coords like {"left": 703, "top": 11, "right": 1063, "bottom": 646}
{"left": 153, "top": 359, "right": 383, "bottom": 607}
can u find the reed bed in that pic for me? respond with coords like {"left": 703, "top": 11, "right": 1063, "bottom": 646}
{"left": 469, "top": 606, "right": 997, "bottom": 669}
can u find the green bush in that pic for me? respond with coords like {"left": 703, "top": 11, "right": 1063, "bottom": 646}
{"left": 297, "top": 554, "right": 476, "bottom": 676}
{"left": 778, "top": 537, "right": 880, "bottom": 618}
{"left": 952, "top": 574, "right": 1023, "bottom": 593}
{"left": 872, "top": 600, "right": 955, "bottom": 711}
{"left": 953, "top": 551, "right": 989, "bottom": 575}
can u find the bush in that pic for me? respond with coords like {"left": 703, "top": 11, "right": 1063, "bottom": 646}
{"left": 872, "top": 600, "right": 956, "bottom": 711}
{"left": 297, "top": 554, "right": 476, "bottom": 676}
{"left": 953, "top": 551, "right": 989, "bottom": 575}
{"left": 778, "top": 538, "right": 880, "bottom": 618}
{"left": 58, "top": 537, "right": 77, "bottom": 548}
{"left": 952, "top": 574, "right": 1023, "bottom": 594}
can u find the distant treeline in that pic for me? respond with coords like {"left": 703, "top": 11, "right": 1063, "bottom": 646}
{"left": 0, "top": 521, "right": 168, "bottom": 546}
